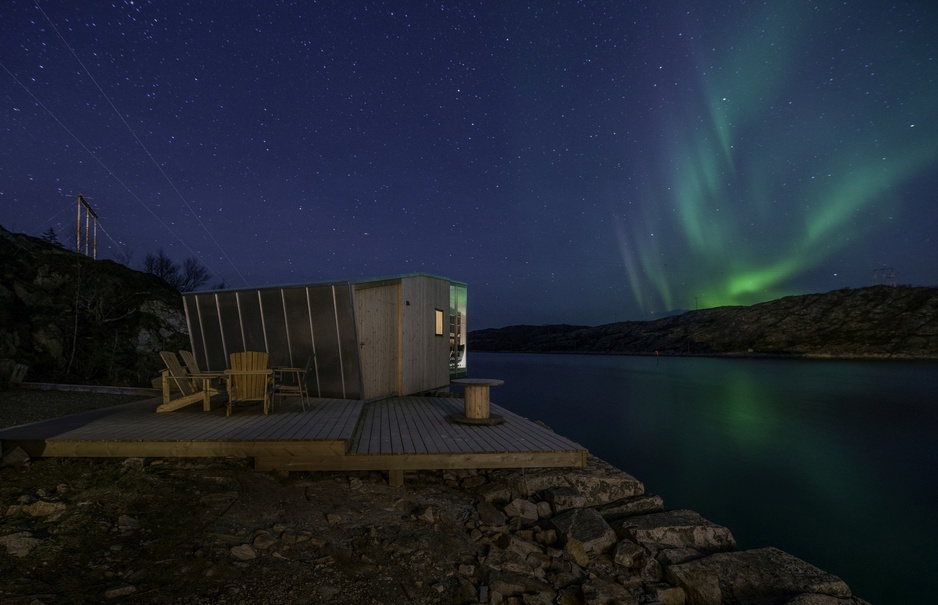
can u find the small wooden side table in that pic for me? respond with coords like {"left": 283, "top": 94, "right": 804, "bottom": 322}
{"left": 450, "top": 378, "right": 505, "bottom": 425}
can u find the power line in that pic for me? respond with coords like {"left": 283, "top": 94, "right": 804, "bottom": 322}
{"left": 1, "top": 58, "right": 216, "bottom": 270}
{"left": 23, "top": 2, "right": 249, "bottom": 285}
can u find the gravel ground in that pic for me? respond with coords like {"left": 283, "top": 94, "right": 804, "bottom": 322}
{"left": 0, "top": 388, "right": 148, "bottom": 430}
{"left": 0, "top": 387, "right": 487, "bottom": 604}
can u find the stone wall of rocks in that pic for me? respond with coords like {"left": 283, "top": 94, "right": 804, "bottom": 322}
{"left": 462, "top": 455, "right": 868, "bottom": 605}
{"left": 0, "top": 446, "right": 871, "bottom": 604}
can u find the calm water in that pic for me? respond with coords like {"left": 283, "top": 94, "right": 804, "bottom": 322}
{"left": 469, "top": 352, "right": 938, "bottom": 605}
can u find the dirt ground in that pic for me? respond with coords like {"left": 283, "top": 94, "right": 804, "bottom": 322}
{"left": 0, "top": 389, "right": 487, "bottom": 604}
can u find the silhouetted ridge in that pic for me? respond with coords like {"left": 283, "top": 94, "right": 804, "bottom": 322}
{"left": 469, "top": 287, "right": 938, "bottom": 359}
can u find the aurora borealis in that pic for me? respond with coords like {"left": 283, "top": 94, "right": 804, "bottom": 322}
{"left": 2, "top": 1, "right": 936, "bottom": 327}
{"left": 618, "top": 2, "right": 938, "bottom": 315}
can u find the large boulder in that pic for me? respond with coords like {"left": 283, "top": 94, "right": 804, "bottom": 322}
{"left": 550, "top": 507, "right": 617, "bottom": 554}
{"left": 498, "top": 455, "right": 644, "bottom": 504}
{"left": 617, "top": 509, "right": 736, "bottom": 554}
{"left": 596, "top": 494, "right": 665, "bottom": 521}
{"left": 665, "top": 547, "right": 852, "bottom": 605}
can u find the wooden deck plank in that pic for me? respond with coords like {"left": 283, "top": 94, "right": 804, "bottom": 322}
{"left": 444, "top": 399, "right": 521, "bottom": 453}
{"left": 378, "top": 401, "right": 394, "bottom": 453}
{"left": 170, "top": 410, "right": 259, "bottom": 441}
{"left": 323, "top": 400, "right": 358, "bottom": 440}
{"left": 493, "top": 403, "right": 583, "bottom": 450}
{"left": 251, "top": 409, "right": 307, "bottom": 440}
{"left": 405, "top": 397, "right": 465, "bottom": 454}
{"left": 399, "top": 397, "right": 431, "bottom": 454}
{"left": 378, "top": 403, "right": 393, "bottom": 454}
{"left": 358, "top": 403, "right": 376, "bottom": 453}
{"left": 287, "top": 399, "right": 331, "bottom": 440}
{"left": 407, "top": 397, "right": 466, "bottom": 454}
{"left": 405, "top": 397, "right": 442, "bottom": 454}
{"left": 386, "top": 400, "right": 403, "bottom": 454}
{"left": 367, "top": 397, "right": 422, "bottom": 453}
{"left": 279, "top": 411, "right": 319, "bottom": 441}
{"left": 403, "top": 398, "right": 431, "bottom": 453}
{"left": 316, "top": 402, "right": 344, "bottom": 440}
{"left": 360, "top": 402, "right": 375, "bottom": 450}
{"left": 295, "top": 398, "right": 342, "bottom": 440}
{"left": 391, "top": 399, "right": 408, "bottom": 454}
{"left": 137, "top": 410, "right": 243, "bottom": 440}
{"left": 335, "top": 401, "right": 364, "bottom": 439}
{"left": 61, "top": 409, "right": 219, "bottom": 441}
{"left": 287, "top": 404, "right": 353, "bottom": 441}
{"left": 288, "top": 399, "right": 340, "bottom": 440}
{"left": 0, "top": 395, "right": 586, "bottom": 471}
{"left": 494, "top": 418, "right": 574, "bottom": 451}
{"left": 380, "top": 403, "right": 394, "bottom": 454}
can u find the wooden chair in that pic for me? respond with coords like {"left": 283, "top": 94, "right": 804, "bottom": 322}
{"left": 274, "top": 355, "right": 312, "bottom": 411}
{"left": 179, "top": 350, "right": 213, "bottom": 378}
{"left": 157, "top": 351, "right": 218, "bottom": 412}
{"left": 224, "top": 351, "right": 274, "bottom": 416}
{"left": 179, "top": 350, "right": 225, "bottom": 386}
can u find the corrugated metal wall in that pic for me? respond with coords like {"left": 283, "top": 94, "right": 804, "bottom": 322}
{"left": 182, "top": 283, "right": 362, "bottom": 399}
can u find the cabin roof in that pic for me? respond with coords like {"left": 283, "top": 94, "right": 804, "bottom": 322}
{"left": 185, "top": 272, "right": 466, "bottom": 297}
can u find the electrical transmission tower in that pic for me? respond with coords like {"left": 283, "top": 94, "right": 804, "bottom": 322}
{"left": 73, "top": 194, "right": 98, "bottom": 259}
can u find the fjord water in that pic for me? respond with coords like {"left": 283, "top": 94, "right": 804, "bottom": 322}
{"left": 470, "top": 352, "right": 938, "bottom": 605}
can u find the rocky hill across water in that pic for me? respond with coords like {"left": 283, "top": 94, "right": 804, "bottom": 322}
{"left": 0, "top": 225, "right": 189, "bottom": 386}
{"left": 470, "top": 286, "right": 938, "bottom": 359}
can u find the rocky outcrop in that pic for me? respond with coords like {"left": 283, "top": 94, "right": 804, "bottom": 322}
{"left": 470, "top": 285, "right": 938, "bottom": 359}
{"left": 461, "top": 456, "right": 869, "bottom": 605}
{"left": 0, "top": 447, "right": 872, "bottom": 605}
{"left": 0, "top": 226, "right": 188, "bottom": 386}
{"left": 666, "top": 548, "right": 852, "bottom": 605}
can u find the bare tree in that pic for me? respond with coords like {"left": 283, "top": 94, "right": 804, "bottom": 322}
{"left": 143, "top": 248, "right": 178, "bottom": 285}
{"left": 179, "top": 257, "right": 211, "bottom": 292}
{"left": 142, "top": 248, "right": 211, "bottom": 292}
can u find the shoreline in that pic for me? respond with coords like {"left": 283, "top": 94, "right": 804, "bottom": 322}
{"left": 470, "top": 348, "right": 938, "bottom": 362}
{"left": 1, "top": 389, "right": 870, "bottom": 604}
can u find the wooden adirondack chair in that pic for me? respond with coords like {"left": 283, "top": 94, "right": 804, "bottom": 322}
{"left": 157, "top": 351, "right": 219, "bottom": 412}
{"left": 224, "top": 351, "right": 274, "bottom": 416}
{"left": 179, "top": 350, "right": 207, "bottom": 377}
{"left": 179, "top": 350, "right": 225, "bottom": 386}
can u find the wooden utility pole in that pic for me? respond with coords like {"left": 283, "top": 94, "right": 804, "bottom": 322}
{"left": 74, "top": 194, "right": 98, "bottom": 258}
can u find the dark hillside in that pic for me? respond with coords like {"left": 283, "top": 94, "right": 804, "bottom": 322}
{"left": 470, "top": 286, "right": 938, "bottom": 359}
{"left": 0, "top": 226, "right": 189, "bottom": 386}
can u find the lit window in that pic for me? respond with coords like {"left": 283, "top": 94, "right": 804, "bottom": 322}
{"left": 435, "top": 309, "right": 445, "bottom": 336}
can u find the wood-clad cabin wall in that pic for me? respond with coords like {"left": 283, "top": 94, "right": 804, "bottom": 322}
{"left": 400, "top": 275, "right": 450, "bottom": 394}
{"left": 353, "top": 283, "right": 401, "bottom": 401}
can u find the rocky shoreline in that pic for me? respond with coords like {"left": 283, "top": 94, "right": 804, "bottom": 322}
{"left": 3, "top": 450, "right": 868, "bottom": 604}
{"left": 1, "top": 388, "right": 869, "bottom": 604}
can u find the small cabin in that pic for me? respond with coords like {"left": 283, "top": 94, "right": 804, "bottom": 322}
{"left": 180, "top": 274, "right": 467, "bottom": 401}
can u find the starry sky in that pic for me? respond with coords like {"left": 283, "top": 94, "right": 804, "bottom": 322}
{"left": 2, "top": 1, "right": 937, "bottom": 328}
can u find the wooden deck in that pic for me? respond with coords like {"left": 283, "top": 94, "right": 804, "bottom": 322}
{"left": 0, "top": 395, "right": 586, "bottom": 474}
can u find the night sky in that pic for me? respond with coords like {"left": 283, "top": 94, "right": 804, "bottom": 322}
{"left": 3, "top": 1, "right": 936, "bottom": 328}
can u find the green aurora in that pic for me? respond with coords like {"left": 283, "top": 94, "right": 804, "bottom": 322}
{"left": 618, "top": 3, "right": 938, "bottom": 314}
